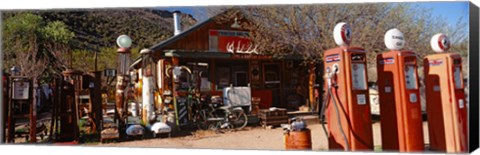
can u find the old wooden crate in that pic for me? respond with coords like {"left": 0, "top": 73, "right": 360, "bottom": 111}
{"left": 258, "top": 108, "right": 288, "bottom": 127}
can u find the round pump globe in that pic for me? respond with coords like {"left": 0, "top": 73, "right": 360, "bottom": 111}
{"left": 430, "top": 33, "right": 450, "bottom": 53}
{"left": 116, "top": 35, "right": 132, "bottom": 48}
{"left": 333, "top": 22, "right": 352, "bottom": 46}
{"left": 384, "top": 28, "right": 405, "bottom": 50}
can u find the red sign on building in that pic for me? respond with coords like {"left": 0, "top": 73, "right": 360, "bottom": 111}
{"left": 209, "top": 30, "right": 252, "bottom": 53}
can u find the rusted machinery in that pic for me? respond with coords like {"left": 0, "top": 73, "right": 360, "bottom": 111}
{"left": 49, "top": 69, "right": 103, "bottom": 142}
{"left": 50, "top": 69, "right": 82, "bottom": 142}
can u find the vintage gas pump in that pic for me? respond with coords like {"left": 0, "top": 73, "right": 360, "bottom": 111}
{"left": 424, "top": 33, "right": 467, "bottom": 153}
{"left": 58, "top": 69, "right": 81, "bottom": 142}
{"left": 322, "top": 22, "right": 373, "bottom": 151}
{"left": 115, "top": 35, "right": 133, "bottom": 139}
{"left": 377, "top": 29, "right": 424, "bottom": 152}
{"left": 140, "top": 48, "right": 156, "bottom": 126}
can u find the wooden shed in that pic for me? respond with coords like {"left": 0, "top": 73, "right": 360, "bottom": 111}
{"left": 130, "top": 9, "right": 317, "bottom": 124}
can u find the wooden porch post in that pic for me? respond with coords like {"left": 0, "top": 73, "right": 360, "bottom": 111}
{"left": 171, "top": 57, "right": 180, "bottom": 127}
{"left": 308, "top": 62, "right": 316, "bottom": 112}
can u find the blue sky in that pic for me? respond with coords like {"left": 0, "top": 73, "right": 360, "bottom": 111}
{"left": 159, "top": 1, "right": 469, "bottom": 26}
{"left": 413, "top": 1, "right": 469, "bottom": 25}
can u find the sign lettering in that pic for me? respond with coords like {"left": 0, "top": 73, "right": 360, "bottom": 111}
{"left": 326, "top": 54, "right": 341, "bottom": 63}
{"left": 379, "top": 57, "right": 394, "bottom": 65}
{"left": 429, "top": 59, "right": 443, "bottom": 66}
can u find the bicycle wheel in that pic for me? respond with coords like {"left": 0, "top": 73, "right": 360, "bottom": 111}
{"left": 196, "top": 111, "right": 209, "bottom": 130}
{"left": 231, "top": 110, "right": 248, "bottom": 130}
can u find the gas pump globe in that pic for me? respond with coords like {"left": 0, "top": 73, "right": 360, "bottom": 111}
{"left": 117, "top": 35, "right": 132, "bottom": 75}
{"left": 333, "top": 22, "right": 352, "bottom": 46}
{"left": 384, "top": 28, "right": 405, "bottom": 50}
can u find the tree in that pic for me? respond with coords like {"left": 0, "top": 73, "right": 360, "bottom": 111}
{"left": 206, "top": 4, "right": 469, "bottom": 111}
{"left": 2, "top": 13, "right": 75, "bottom": 80}
{"left": 207, "top": 3, "right": 468, "bottom": 81}
{"left": 3, "top": 13, "right": 48, "bottom": 78}
{"left": 70, "top": 47, "right": 141, "bottom": 73}
{"left": 41, "top": 20, "right": 76, "bottom": 76}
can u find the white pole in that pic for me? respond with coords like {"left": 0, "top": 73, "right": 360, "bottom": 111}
{"left": 142, "top": 76, "right": 154, "bottom": 126}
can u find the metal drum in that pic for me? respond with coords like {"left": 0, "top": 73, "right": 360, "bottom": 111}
{"left": 284, "top": 129, "right": 312, "bottom": 150}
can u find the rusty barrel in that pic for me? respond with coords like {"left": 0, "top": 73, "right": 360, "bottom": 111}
{"left": 284, "top": 129, "right": 312, "bottom": 150}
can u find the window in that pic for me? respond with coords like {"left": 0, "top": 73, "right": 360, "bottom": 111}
{"left": 404, "top": 65, "right": 418, "bottom": 90}
{"left": 264, "top": 64, "right": 280, "bottom": 88}
{"left": 351, "top": 63, "right": 367, "bottom": 90}
{"left": 454, "top": 66, "right": 463, "bottom": 89}
{"left": 215, "top": 62, "right": 249, "bottom": 90}
{"left": 176, "top": 68, "right": 190, "bottom": 92}
{"left": 216, "top": 66, "right": 230, "bottom": 90}
{"left": 196, "top": 63, "right": 211, "bottom": 91}
{"left": 180, "top": 61, "right": 212, "bottom": 91}
{"left": 235, "top": 71, "right": 248, "bottom": 86}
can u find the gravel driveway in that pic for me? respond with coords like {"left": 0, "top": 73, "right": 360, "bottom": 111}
{"left": 94, "top": 122, "right": 430, "bottom": 152}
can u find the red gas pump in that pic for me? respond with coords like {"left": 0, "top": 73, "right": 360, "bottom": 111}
{"left": 377, "top": 29, "right": 424, "bottom": 152}
{"left": 321, "top": 22, "right": 373, "bottom": 151}
{"left": 424, "top": 33, "right": 467, "bottom": 153}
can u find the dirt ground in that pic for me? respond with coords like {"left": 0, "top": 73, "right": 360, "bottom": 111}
{"left": 94, "top": 122, "right": 430, "bottom": 152}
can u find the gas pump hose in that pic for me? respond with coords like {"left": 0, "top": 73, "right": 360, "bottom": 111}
{"left": 320, "top": 74, "right": 350, "bottom": 151}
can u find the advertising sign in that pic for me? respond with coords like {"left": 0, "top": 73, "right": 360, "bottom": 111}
{"left": 209, "top": 30, "right": 251, "bottom": 53}
{"left": 12, "top": 81, "right": 29, "bottom": 100}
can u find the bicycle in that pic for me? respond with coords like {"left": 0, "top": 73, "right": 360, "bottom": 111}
{"left": 194, "top": 87, "right": 249, "bottom": 132}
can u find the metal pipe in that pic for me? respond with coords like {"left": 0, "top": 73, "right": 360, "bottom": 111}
{"left": 173, "top": 10, "right": 182, "bottom": 35}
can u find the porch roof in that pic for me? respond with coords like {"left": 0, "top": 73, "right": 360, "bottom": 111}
{"left": 162, "top": 50, "right": 232, "bottom": 59}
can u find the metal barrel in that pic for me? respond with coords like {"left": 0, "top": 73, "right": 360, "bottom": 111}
{"left": 284, "top": 129, "right": 313, "bottom": 150}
